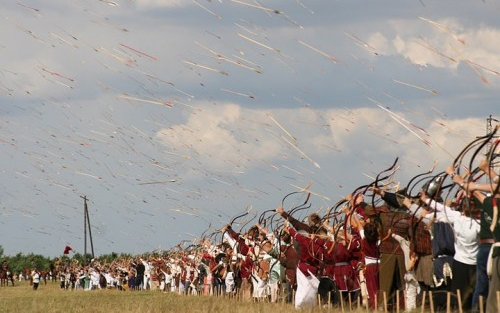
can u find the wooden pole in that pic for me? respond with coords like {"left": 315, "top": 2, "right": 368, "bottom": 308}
{"left": 348, "top": 291, "right": 352, "bottom": 311}
{"left": 383, "top": 291, "right": 387, "bottom": 312}
{"left": 497, "top": 291, "right": 500, "bottom": 313}
{"left": 403, "top": 289, "right": 407, "bottom": 312}
{"left": 85, "top": 199, "right": 95, "bottom": 259}
{"left": 396, "top": 289, "right": 400, "bottom": 313}
{"left": 479, "top": 295, "right": 484, "bottom": 313}
{"left": 421, "top": 291, "right": 426, "bottom": 313}
{"left": 457, "top": 289, "right": 463, "bottom": 313}
{"left": 81, "top": 195, "right": 87, "bottom": 265}
{"left": 446, "top": 292, "right": 451, "bottom": 313}
{"left": 281, "top": 285, "right": 284, "bottom": 305}
{"left": 429, "top": 291, "right": 435, "bottom": 313}
{"left": 360, "top": 270, "right": 368, "bottom": 309}
{"left": 340, "top": 290, "right": 345, "bottom": 313}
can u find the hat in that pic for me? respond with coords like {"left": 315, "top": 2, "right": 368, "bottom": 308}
{"left": 422, "top": 176, "right": 443, "bottom": 198}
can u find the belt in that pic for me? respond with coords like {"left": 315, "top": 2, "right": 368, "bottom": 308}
{"left": 335, "top": 262, "right": 349, "bottom": 266}
{"left": 480, "top": 238, "right": 495, "bottom": 244}
{"left": 365, "top": 257, "right": 380, "bottom": 265}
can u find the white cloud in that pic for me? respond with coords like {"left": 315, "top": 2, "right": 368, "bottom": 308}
{"left": 368, "top": 18, "right": 500, "bottom": 83}
{"left": 155, "top": 102, "right": 283, "bottom": 169}
{"left": 155, "top": 103, "right": 488, "bottom": 182}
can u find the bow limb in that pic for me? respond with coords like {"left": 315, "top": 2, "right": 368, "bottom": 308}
{"left": 322, "top": 198, "right": 348, "bottom": 223}
{"left": 199, "top": 223, "right": 212, "bottom": 242}
{"left": 238, "top": 212, "right": 257, "bottom": 233}
{"left": 221, "top": 206, "right": 252, "bottom": 245}
{"left": 452, "top": 129, "right": 497, "bottom": 177}
{"left": 347, "top": 158, "right": 400, "bottom": 203}
{"left": 230, "top": 205, "right": 252, "bottom": 226}
{"left": 467, "top": 128, "right": 498, "bottom": 180}
{"left": 288, "top": 201, "right": 311, "bottom": 217}
{"left": 486, "top": 136, "right": 500, "bottom": 232}
{"left": 405, "top": 160, "right": 438, "bottom": 197}
{"left": 449, "top": 128, "right": 499, "bottom": 218}
{"left": 258, "top": 209, "right": 276, "bottom": 226}
{"left": 281, "top": 181, "right": 313, "bottom": 210}
{"left": 370, "top": 157, "right": 399, "bottom": 209}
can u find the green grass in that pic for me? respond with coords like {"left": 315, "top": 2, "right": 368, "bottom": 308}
{"left": 0, "top": 282, "right": 347, "bottom": 313}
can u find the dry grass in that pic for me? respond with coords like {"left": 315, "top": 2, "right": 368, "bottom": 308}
{"left": 0, "top": 282, "right": 357, "bottom": 313}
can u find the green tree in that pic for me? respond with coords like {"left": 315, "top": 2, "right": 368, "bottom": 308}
{"left": 71, "top": 252, "right": 84, "bottom": 265}
{"left": 68, "top": 253, "right": 93, "bottom": 266}
{"left": 5, "top": 252, "right": 51, "bottom": 274}
{"left": 98, "top": 252, "right": 119, "bottom": 264}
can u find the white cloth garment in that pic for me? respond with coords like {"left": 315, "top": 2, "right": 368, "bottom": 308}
{"left": 294, "top": 269, "right": 319, "bottom": 309}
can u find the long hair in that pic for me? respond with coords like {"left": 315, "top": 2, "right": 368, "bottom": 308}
{"left": 458, "top": 197, "right": 481, "bottom": 218}
{"left": 364, "top": 222, "right": 379, "bottom": 244}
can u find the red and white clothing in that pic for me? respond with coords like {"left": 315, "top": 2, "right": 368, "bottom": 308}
{"left": 289, "top": 228, "right": 322, "bottom": 277}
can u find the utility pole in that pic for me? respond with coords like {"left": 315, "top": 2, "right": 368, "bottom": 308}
{"left": 486, "top": 115, "right": 499, "bottom": 174}
{"left": 81, "top": 196, "right": 87, "bottom": 265}
{"left": 487, "top": 115, "right": 494, "bottom": 154}
{"left": 487, "top": 115, "right": 499, "bottom": 152}
{"left": 80, "top": 196, "right": 95, "bottom": 265}
{"left": 86, "top": 200, "right": 95, "bottom": 259}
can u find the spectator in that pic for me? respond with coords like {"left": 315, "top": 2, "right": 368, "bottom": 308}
{"left": 31, "top": 269, "right": 40, "bottom": 291}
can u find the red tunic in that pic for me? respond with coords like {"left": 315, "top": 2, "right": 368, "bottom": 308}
{"left": 227, "top": 227, "right": 251, "bottom": 256}
{"left": 333, "top": 241, "right": 359, "bottom": 292}
{"left": 279, "top": 243, "right": 298, "bottom": 287}
{"left": 226, "top": 228, "right": 255, "bottom": 279}
{"left": 317, "top": 238, "right": 359, "bottom": 292}
{"left": 289, "top": 228, "right": 322, "bottom": 277}
{"left": 360, "top": 231, "right": 380, "bottom": 309}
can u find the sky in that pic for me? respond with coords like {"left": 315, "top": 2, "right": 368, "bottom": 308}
{"left": 0, "top": 0, "right": 499, "bottom": 257}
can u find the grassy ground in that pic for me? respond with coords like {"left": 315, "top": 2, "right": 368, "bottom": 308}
{"left": 0, "top": 281, "right": 353, "bottom": 313}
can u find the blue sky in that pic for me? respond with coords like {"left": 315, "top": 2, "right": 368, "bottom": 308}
{"left": 0, "top": 0, "right": 499, "bottom": 257}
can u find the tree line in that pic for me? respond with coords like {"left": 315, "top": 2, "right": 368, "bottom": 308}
{"left": 0, "top": 246, "right": 132, "bottom": 274}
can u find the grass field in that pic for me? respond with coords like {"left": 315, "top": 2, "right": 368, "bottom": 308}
{"left": 0, "top": 281, "right": 343, "bottom": 313}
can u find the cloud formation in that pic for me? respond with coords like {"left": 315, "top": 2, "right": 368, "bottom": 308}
{"left": 369, "top": 17, "right": 500, "bottom": 84}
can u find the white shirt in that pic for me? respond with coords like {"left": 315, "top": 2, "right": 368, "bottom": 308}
{"left": 408, "top": 203, "right": 433, "bottom": 225}
{"left": 32, "top": 271, "right": 40, "bottom": 283}
{"left": 169, "top": 264, "right": 181, "bottom": 277}
{"left": 392, "top": 233, "right": 412, "bottom": 270}
{"left": 89, "top": 268, "right": 100, "bottom": 285}
{"left": 163, "top": 272, "right": 172, "bottom": 284}
{"left": 142, "top": 260, "right": 151, "bottom": 277}
{"left": 426, "top": 199, "right": 480, "bottom": 265}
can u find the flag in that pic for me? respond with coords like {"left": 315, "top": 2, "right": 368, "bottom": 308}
{"left": 63, "top": 245, "right": 74, "bottom": 255}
